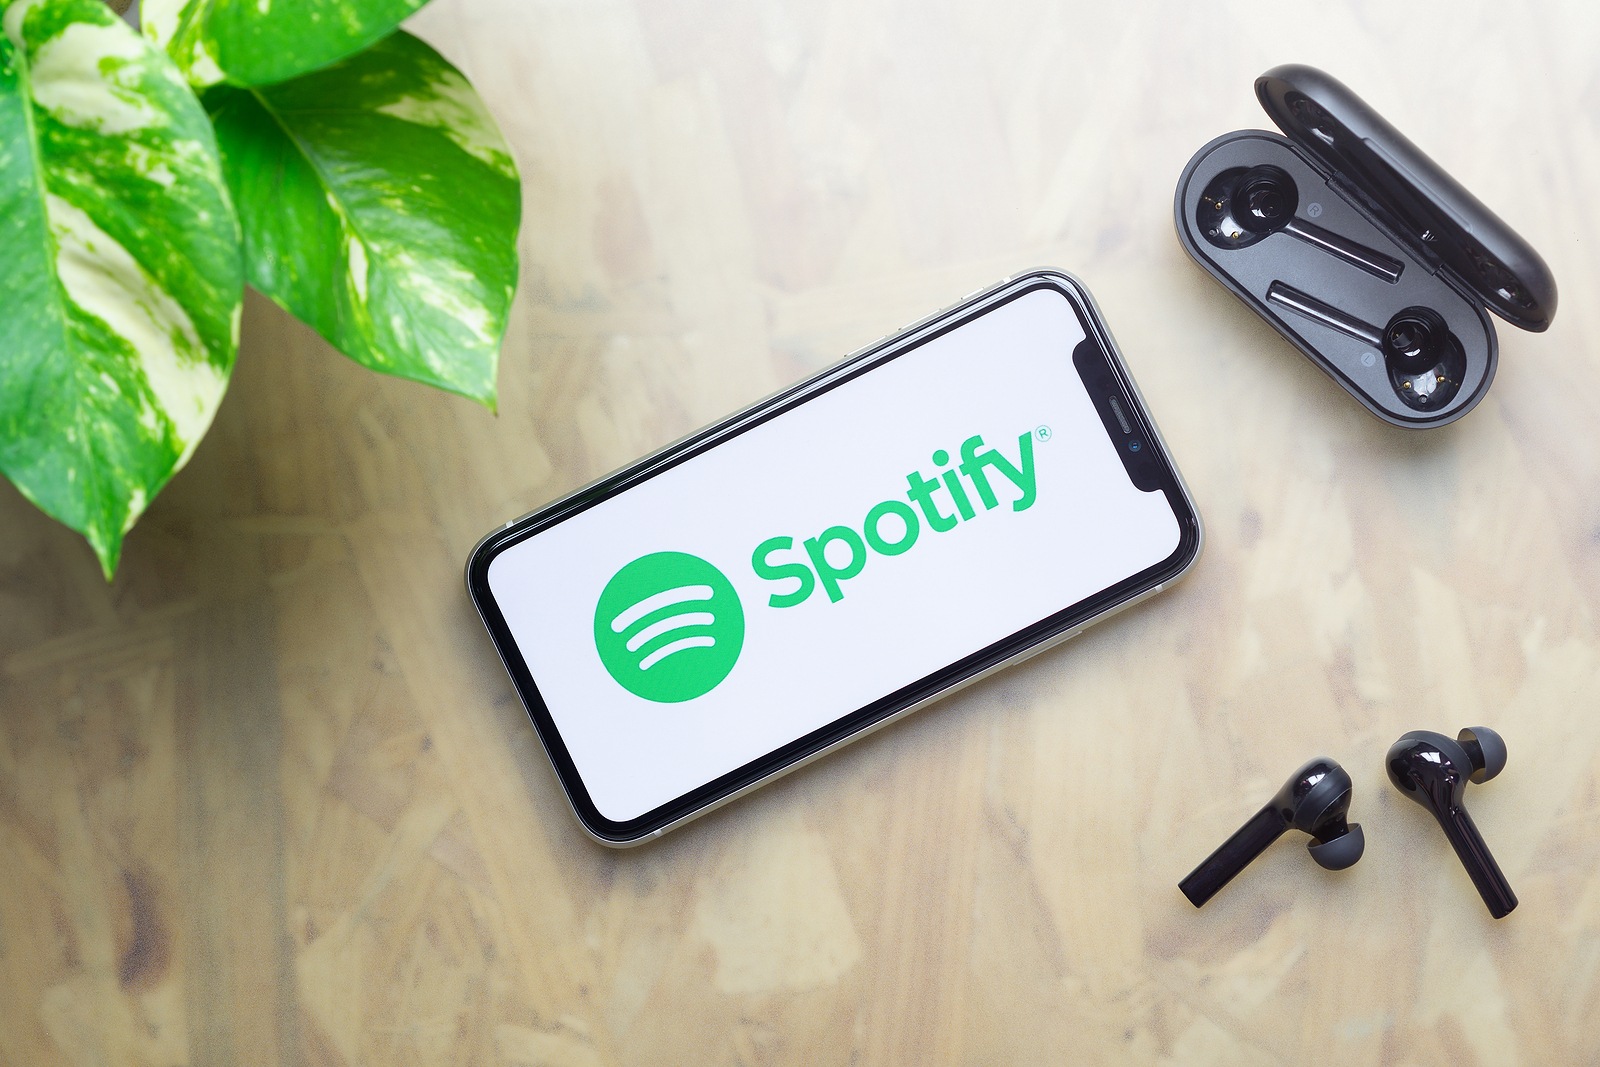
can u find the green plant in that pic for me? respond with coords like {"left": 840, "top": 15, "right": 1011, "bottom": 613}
{"left": 0, "top": 0, "right": 520, "bottom": 576}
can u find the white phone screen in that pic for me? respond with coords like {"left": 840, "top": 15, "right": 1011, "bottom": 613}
{"left": 481, "top": 282, "right": 1189, "bottom": 828}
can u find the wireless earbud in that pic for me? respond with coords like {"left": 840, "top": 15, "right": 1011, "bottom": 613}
{"left": 1179, "top": 757, "right": 1365, "bottom": 908}
{"left": 1267, "top": 282, "right": 1466, "bottom": 410}
{"left": 1386, "top": 727, "right": 1516, "bottom": 918}
{"left": 1382, "top": 307, "right": 1452, "bottom": 375}
{"left": 1198, "top": 165, "right": 1404, "bottom": 282}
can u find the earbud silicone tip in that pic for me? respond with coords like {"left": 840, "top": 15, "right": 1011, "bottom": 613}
{"left": 1459, "top": 727, "right": 1507, "bottom": 783}
{"left": 1307, "top": 823, "right": 1365, "bottom": 871}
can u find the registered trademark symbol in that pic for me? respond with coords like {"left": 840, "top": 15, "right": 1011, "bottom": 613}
{"left": 1035, "top": 425, "right": 1052, "bottom": 442}
{"left": 1306, "top": 201, "right": 1324, "bottom": 219}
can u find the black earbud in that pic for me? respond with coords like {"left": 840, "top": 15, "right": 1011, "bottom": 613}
{"left": 1267, "top": 282, "right": 1466, "bottom": 410}
{"left": 1180, "top": 757, "right": 1365, "bottom": 907}
{"left": 1386, "top": 727, "right": 1516, "bottom": 918}
{"left": 1198, "top": 165, "right": 1404, "bottom": 282}
{"left": 1232, "top": 166, "right": 1297, "bottom": 237}
{"left": 1382, "top": 307, "right": 1452, "bottom": 375}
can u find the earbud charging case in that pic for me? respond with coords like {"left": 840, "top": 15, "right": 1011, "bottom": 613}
{"left": 1174, "top": 64, "right": 1557, "bottom": 428}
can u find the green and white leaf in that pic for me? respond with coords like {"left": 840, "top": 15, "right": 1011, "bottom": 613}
{"left": 0, "top": 0, "right": 242, "bottom": 577}
{"left": 143, "top": 0, "right": 426, "bottom": 89}
{"left": 207, "top": 30, "right": 518, "bottom": 408}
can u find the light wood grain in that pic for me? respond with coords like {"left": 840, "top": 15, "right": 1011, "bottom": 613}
{"left": 5, "top": 0, "right": 1600, "bottom": 1062}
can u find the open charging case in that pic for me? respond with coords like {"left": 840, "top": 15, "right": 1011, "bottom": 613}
{"left": 1174, "top": 64, "right": 1557, "bottom": 428}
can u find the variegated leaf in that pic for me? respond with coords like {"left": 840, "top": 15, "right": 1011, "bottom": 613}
{"left": 142, "top": 0, "right": 426, "bottom": 89}
{"left": 0, "top": 0, "right": 242, "bottom": 577}
{"left": 207, "top": 30, "right": 518, "bottom": 408}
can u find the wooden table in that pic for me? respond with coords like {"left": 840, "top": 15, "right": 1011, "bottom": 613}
{"left": 4, "top": 1, "right": 1597, "bottom": 1062}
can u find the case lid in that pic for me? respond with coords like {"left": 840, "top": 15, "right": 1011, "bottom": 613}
{"left": 1256, "top": 64, "right": 1557, "bottom": 333}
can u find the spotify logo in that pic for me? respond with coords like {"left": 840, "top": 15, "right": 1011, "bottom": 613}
{"left": 592, "top": 429, "right": 1040, "bottom": 702}
{"left": 593, "top": 552, "right": 746, "bottom": 703}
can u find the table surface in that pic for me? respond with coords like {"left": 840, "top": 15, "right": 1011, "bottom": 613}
{"left": 5, "top": 1, "right": 1599, "bottom": 1063}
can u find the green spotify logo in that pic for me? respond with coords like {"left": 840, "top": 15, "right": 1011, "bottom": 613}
{"left": 594, "top": 552, "right": 746, "bottom": 703}
{"left": 593, "top": 429, "right": 1042, "bottom": 703}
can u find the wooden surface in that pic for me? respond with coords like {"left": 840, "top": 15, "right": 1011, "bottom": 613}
{"left": 4, "top": 1, "right": 1599, "bottom": 1062}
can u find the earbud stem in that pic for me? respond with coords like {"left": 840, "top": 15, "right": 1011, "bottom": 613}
{"left": 1179, "top": 804, "right": 1285, "bottom": 908}
{"left": 1434, "top": 804, "right": 1518, "bottom": 918}
{"left": 1281, "top": 219, "right": 1405, "bottom": 282}
{"left": 1266, "top": 282, "right": 1384, "bottom": 347}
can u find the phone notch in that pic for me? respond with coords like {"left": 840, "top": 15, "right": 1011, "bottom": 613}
{"left": 1072, "top": 338, "right": 1163, "bottom": 492}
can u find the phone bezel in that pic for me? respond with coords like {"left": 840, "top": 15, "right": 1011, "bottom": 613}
{"left": 466, "top": 270, "right": 1202, "bottom": 844}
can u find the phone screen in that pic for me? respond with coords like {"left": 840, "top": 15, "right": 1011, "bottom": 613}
{"left": 471, "top": 276, "right": 1199, "bottom": 839}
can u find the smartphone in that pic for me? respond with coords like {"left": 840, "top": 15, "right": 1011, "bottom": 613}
{"left": 467, "top": 270, "right": 1202, "bottom": 845}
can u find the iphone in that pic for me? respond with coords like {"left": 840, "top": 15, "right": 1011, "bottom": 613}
{"left": 468, "top": 270, "right": 1202, "bottom": 844}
